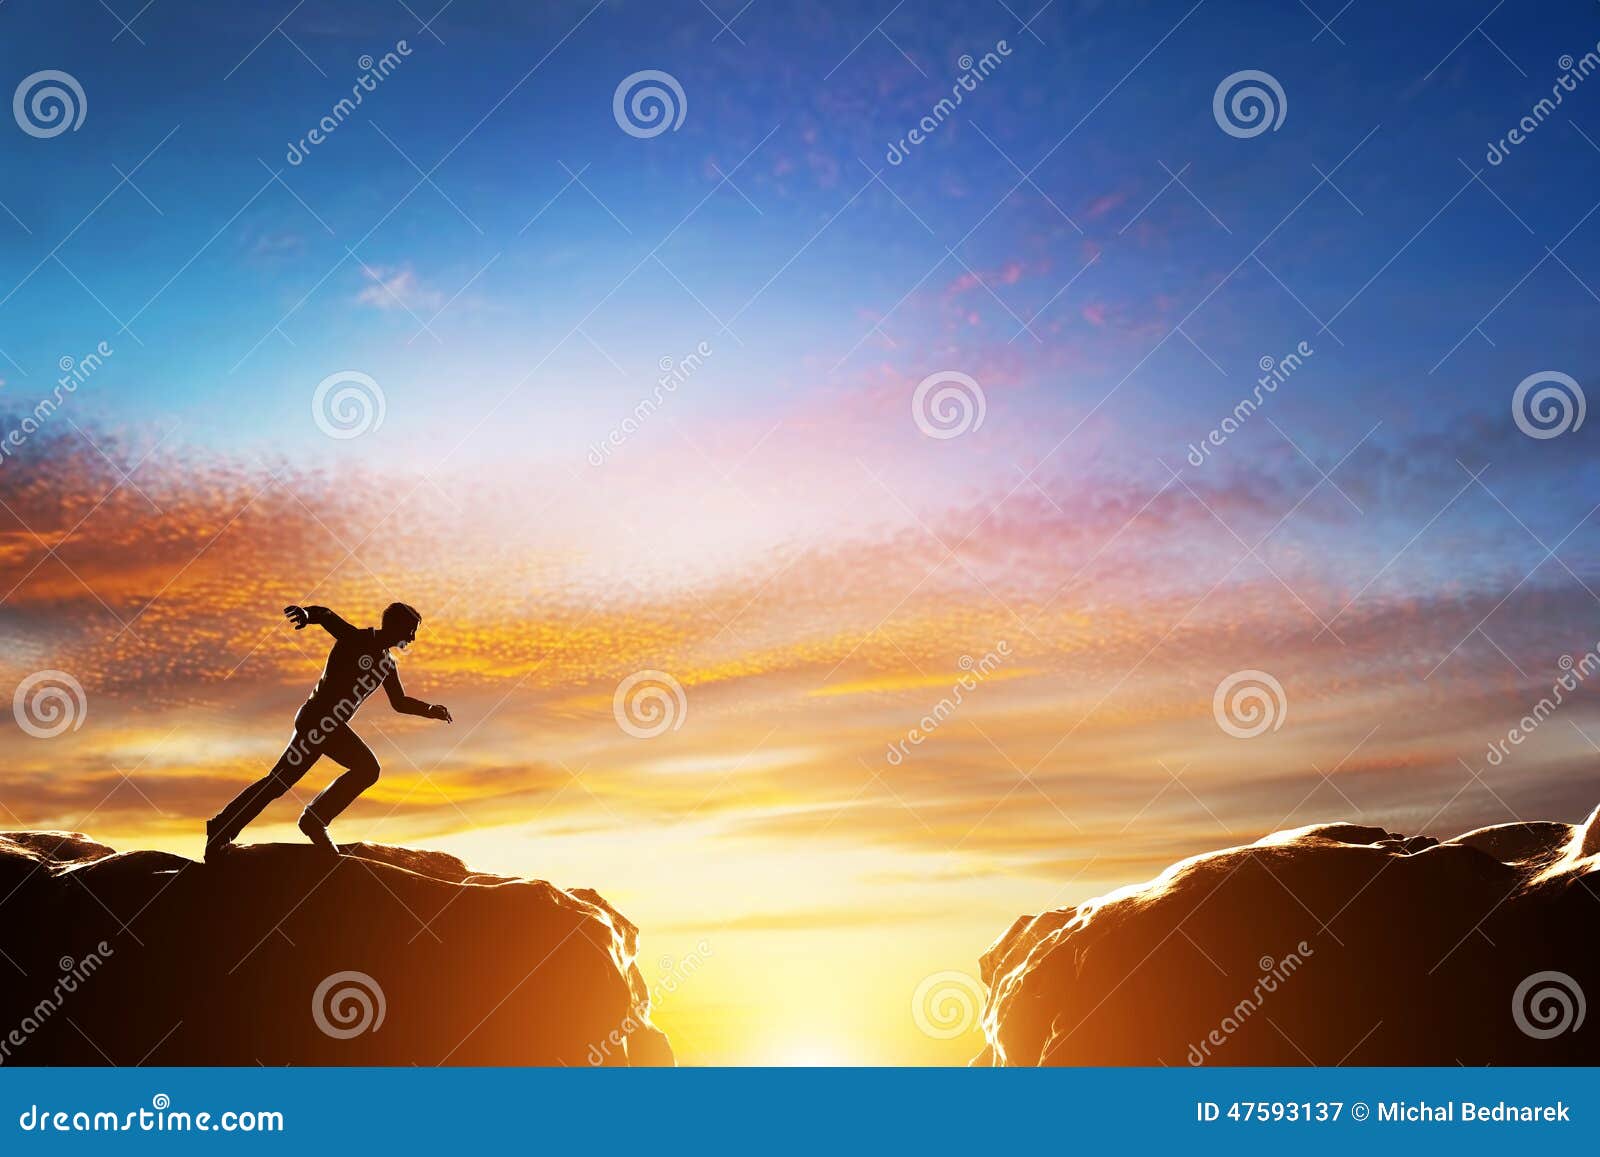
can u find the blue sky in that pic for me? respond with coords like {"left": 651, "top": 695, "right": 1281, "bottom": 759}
{"left": 5, "top": 0, "right": 1598, "bottom": 476}
{"left": 6, "top": 0, "right": 1600, "bottom": 1063}
{"left": 7, "top": 1, "right": 1600, "bottom": 806}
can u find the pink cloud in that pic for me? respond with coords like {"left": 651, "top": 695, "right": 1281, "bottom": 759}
{"left": 1082, "top": 190, "right": 1130, "bottom": 220}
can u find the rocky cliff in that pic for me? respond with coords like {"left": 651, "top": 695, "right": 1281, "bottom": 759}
{"left": 0, "top": 833, "right": 671, "bottom": 1066}
{"left": 977, "top": 807, "right": 1599, "bottom": 1065}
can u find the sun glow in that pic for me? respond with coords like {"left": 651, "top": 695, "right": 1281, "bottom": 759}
{"left": 760, "top": 1044, "right": 862, "bottom": 1067}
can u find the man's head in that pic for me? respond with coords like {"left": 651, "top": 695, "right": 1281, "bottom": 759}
{"left": 380, "top": 601, "right": 422, "bottom": 650}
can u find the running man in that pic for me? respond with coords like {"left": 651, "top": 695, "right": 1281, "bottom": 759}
{"left": 205, "top": 602, "right": 452, "bottom": 859}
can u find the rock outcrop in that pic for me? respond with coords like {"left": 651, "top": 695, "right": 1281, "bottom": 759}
{"left": 0, "top": 833, "right": 672, "bottom": 1066}
{"left": 978, "top": 807, "right": 1600, "bottom": 1066}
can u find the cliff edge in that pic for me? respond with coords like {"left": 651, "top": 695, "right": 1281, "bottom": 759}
{"left": 978, "top": 807, "right": 1599, "bottom": 1065}
{"left": 0, "top": 833, "right": 672, "bottom": 1066}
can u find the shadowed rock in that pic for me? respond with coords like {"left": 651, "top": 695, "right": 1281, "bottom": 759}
{"left": 977, "top": 807, "right": 1600, "bottom": 1066}
{"left": 0, "top": 833, "right": 672, "bottom": 1066}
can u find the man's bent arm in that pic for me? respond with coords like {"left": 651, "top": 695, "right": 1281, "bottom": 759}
{"left": 304, "top": 606, "right": 358, "bottom": 641}
{"left": 382, "top": 667, "right": 435, "bottom": 717}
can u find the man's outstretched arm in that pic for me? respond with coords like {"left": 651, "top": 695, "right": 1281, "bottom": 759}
{"left": 382, "top": 667, "right": 453, "bottom": 722}
{"left": 284, "top": 604, "right": 357, "bottom": 641}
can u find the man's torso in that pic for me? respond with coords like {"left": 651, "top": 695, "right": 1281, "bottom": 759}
{"left": 301, "top": 629, "right": 394, "bottom": 726}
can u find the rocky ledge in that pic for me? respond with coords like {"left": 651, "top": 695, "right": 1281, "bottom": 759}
{"left": 978, "top": 806, "right": 1599, "bottom": 1065}
{"left": 0, "top": 833, "right": 672, "bottom": 1066}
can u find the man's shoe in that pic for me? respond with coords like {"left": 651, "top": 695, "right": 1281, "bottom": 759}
{"left": 297, "top": 812, "right": 340, "bottom": 856}
{"left": 203, "top": 818, "right": 235, "bottom": 863}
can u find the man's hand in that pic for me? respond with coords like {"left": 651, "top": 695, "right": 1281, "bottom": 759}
{"left": 426, "top": 704, "right": 453, "bottom": 723}
{"left": 284, "top": 605, "right": 311, "bottom": 630}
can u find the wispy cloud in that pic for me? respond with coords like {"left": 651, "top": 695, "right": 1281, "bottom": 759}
{"left": 4, "top": 422, "right": 1596, "bottom": 885}
{"left": 355, "top": 265, "right": 443, "bottom": 312}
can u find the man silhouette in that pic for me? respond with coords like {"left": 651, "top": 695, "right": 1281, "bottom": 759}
{"left": 205, "top": 602, "right": 452, "bottom": 860}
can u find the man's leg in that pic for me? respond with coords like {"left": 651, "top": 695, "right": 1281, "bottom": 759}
{"left": 300, "top": 725, "right": 380, "bottom": 850}
{"left": 206, "top": 729, "right": 321, "bottom": 855}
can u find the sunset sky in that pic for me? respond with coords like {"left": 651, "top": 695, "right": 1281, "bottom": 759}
{"left": 4, "top": 0, "right": 1600, "bottom": 1064}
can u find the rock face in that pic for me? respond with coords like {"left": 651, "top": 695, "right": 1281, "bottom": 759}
{"left": 977, "top": 807, "right": 1600, "bottom": 1066}
{"left": 0, "top": 833, "right": 672, "bottom": 1066}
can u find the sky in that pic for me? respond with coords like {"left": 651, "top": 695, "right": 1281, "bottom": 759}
{"left": 3, "top": 0, "right": 1600, "bottom": 1065}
